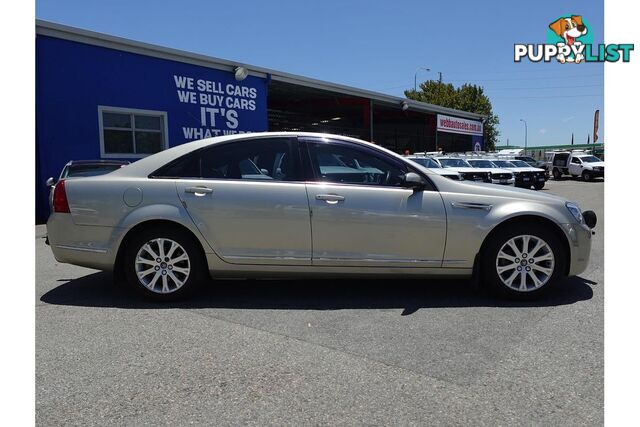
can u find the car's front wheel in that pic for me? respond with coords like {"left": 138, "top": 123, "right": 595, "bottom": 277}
{"left": 533, "top": 181, "right": 545, "bottom": 190}
{"left": 482, "top": 224, "right": 566, "bottom": 299}
{"left": 582, "top": 171, "right": 593, "bottom": 182}
{"left": 124, "top": 227, "right": 206, "bottom": 301}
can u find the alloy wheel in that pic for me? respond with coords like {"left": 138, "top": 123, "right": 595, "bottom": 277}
{"left": 134, "top": 238, "right": 191, "bottom": 294}
{"left": 495, "top": 234, "right": 555, "bottom": 292}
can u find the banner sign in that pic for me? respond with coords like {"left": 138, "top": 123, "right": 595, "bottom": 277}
{"left": 593, "top": 109, "right": 599, "bottom": 143}
{"left": 437, "top": 114, "right": 483, "bottom": 136}
{"left": 173, "top": 73, "right": 266, "bottom": 141}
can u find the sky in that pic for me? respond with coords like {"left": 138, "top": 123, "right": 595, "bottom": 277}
{"left": 36, "top": 0, "right": 604, "bottom": 147}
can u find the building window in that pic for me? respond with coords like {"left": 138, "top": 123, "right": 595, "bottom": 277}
{"left": 98, "top": 106, "right": 168, "bottom": 158}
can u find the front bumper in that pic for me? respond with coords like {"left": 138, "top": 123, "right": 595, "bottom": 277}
{"left": 491, "top": 177, "right": 515, "bottom": 185}
{"left": 563, "top": 221, "right": 593, "bottom": 276}
{"left": 515, "top": 173, "right": 546, "bottom": 187}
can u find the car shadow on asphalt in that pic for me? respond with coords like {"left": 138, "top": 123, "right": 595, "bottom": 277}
{"left": 40, "top": 273, "right": 595, "bottom": 315}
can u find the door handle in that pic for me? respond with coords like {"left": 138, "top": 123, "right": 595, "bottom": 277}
{"left": 315, "top": 194, "right": 345, "bottom": 203}
{"left": 184, "top": 186, "right": 213, "bottom": 195}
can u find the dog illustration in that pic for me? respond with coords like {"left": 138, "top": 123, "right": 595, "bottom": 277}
{"left": 549, "top": 15, "right": 588, "bottom": 63}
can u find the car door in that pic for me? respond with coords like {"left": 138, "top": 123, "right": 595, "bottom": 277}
{"left": 170, "top": 137, "right": 312, "bottom": 265}
{"left": 302, "top": 137, "right": 447, "bottom": 267}
{"left": 569, "top": 157, "right": 582, "bottom": 175}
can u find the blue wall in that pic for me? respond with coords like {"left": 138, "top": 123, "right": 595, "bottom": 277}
{"left": 36, "top": 36, "right": 268, "bottom": 222}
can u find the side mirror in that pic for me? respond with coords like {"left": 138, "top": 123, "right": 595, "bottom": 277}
{"left": 403, "top": 172, "right": 425, "bottom": 191}
{"left": 46, "top": 177, "right": 55, "bottom": 188}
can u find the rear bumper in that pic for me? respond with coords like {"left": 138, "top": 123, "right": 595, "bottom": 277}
{"left": 46, "top": 213, "right": 122, "bottom": 271}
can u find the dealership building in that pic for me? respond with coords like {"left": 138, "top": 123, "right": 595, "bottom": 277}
{"left": 36, "top": 20, "right": 486, "bottom": 222}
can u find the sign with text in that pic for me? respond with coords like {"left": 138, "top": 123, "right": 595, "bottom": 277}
{"left": 173, "top": 73, "right": 267, "bottom": 141}
{"left": 437, "top": 114, "right": 483, "bottom": 136}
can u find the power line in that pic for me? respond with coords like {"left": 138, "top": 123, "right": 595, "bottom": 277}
{"left": 485, "top": 83, "right": 603, "bottom": 91}
{"left": 447, "top": 73, "right": 604, "bottom": 82}
{"left": 493, "top": 93, "right": 602, "bottom": 99}
{"left": 377, "top": 74, "right": 604, "bottom": 91}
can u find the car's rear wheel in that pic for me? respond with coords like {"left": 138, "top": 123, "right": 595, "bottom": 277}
{"left": 552, "top": 168, "right": 562, "bottom": 180}
{"left": 482, "top": 224, "right": 566, "bottom": 299}
{"left": 124, "top": 227, "right": 205, "bottom": 301}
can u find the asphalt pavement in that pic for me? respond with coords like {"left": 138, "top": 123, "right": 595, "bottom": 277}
{"left": 36, "top": 178, "right": 604, "bottom": 425}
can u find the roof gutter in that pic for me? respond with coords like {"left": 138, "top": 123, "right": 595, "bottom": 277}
{"left": 36, "top": 19, "right": 486, "bottom": 121}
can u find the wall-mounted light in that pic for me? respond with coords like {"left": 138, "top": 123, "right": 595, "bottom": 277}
{"left": 401, "top": 101, "right": 409, "bottom": 111}
{"left": 234, "top": 66, "right": 249, "bottom": 81}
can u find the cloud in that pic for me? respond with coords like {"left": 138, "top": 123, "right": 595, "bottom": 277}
{"left": 562, "top": 116, "right": 575, "bottom": 123}
{"left": 539, "top": 128, "right": 547, "bottom": 134}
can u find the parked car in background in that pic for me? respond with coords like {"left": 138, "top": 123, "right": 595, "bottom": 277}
{"left": 464, "top": 158, "right": 515, "bottom": 185}
{"left": 405, "top": 155, "right": 463, "bottom": 180}
{"left": 514, "top": 155, "right": 538, "bottom": 167}
{"left": 545, "top": 151, "right": 604, "bottom": 181}
{"left": 491, "top": 159, "right": 547, "bottom": 190}
{"left": 433, "top": 157, "right": 492, "bottom": 183}
{"left": 47, "top": 132, "right": 597, "bottom": 301}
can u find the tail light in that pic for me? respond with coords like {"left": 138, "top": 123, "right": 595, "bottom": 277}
{"left": 53, "top": 180, "right": 71, "bottom": 213}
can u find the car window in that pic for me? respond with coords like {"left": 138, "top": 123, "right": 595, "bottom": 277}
{"left": 510, "top": 160, "right": 530, "bottom": 167}
{"left": 571, "top": 157, "right": 582, "bottom": 164}
{"left": 438, "top": 158, "right": 470, "bottom": 168}
{"left": 493, "top": 160, "right": 515, "bottom": 168}
{"left": 579, "top": 156, "right": 601, "bottom": 163}
{"left": 409, "top": 158, "right": 441, "bottom": 168}
{"left": 307, "top": 142, "right": 406, "bottom": 187}
{"left": 154, "top": 138, "right": 298, "bottom": 181}
{"left": 467, "top": 160, "right": 495, "bottom": 168}
{"left": 64, "top": 165, "right": 123, "bottom": 178}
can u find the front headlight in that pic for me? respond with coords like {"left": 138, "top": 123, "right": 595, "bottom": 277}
{"left": 566, "top": 202, "right": 583, "bottom": 224}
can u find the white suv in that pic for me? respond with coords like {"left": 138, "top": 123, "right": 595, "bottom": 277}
{"left": 464, "top": 159, "right": 515, "bottom": 185}
{"left": 434, "top": 157, "right": 492, "bottom": 183}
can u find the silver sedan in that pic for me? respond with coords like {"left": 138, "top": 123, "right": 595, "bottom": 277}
{"left": 47, "top": 132, "right": 596, "bottom": 300}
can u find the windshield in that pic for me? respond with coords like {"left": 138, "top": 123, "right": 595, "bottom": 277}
{"left": 578, "top": 155, "right": 602, "bottom": 163}
{"left": 517, "top": 156, "right": 536, "bottom": 164}
{"left": 492, "top": 160, "right": 516, "bottom": 168}
{"left": 409, "top": 158, "right": 441, "bottom": 168}
{"left": 510, "top": 160, "right": 530, "bottom": 167}
{"left": 467, "top": 159, "right": 496, "bottom": 168}
{"left": 438, "top": 158, "right": 470, "bottom": 168}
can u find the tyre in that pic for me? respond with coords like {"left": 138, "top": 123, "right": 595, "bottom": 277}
{"left": 552, "top": 168, "right": 562, "bottom": 180}
{"left": 533, "top": 181, "right": 545, "bottom": 190}
{"left": 124, "top": 227, "right": 206, "bottom": 301}
{"left": 481, "top": 223, "right": 566, "bottom": 299}
{"left": 582, "top": 171, "right": 593, "bottom": 182}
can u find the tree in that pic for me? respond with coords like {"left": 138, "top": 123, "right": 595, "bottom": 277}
{"left": 405, "top": 81, "right": 500, "bottom": 151}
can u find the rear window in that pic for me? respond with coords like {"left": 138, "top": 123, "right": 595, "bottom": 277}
{"left": 64, "top": 164, "right": 124, "bottom": 178}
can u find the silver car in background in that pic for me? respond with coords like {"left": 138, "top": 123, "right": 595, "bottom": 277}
{"left": 47, "top": 132, "right": 596, "bottom": 301}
